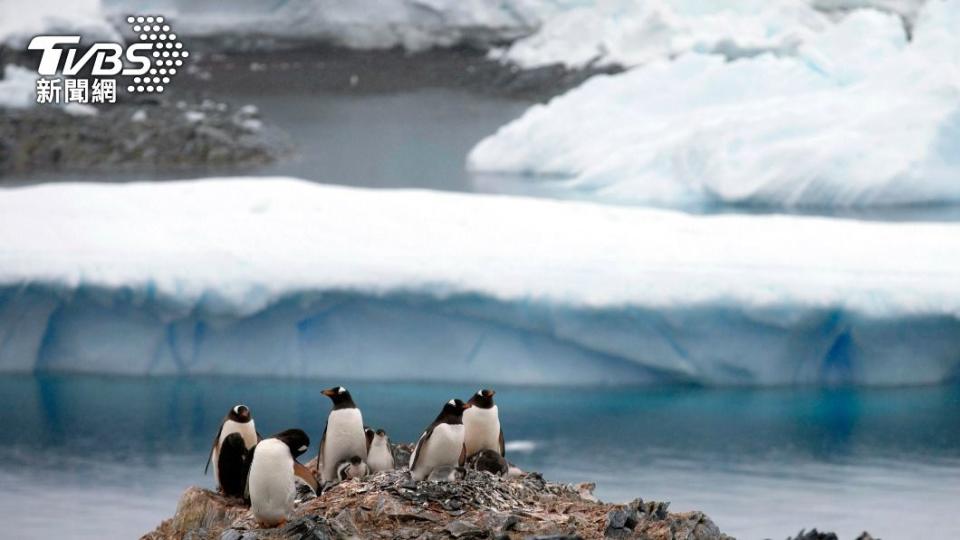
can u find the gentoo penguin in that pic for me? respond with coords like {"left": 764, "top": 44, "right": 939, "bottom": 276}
{"left": 205, "top": 404, "right": 259, "bottom": 493}
{"left": 217, "top": 433, "right": 251, "bottom": 498}
{"left": 316, "top": 386, "right": 368, "bottom": 483}
{"left": 336, "top": 455, "right": 370, "bottom": 480}
{"left": 367, "top": 429, "right": 395, "bottom": 473}
{"left": 463, "top": 389, "right": 505, "bottom": 457}
{"left": 248, "top": 429, "right": 312, "bottom": 527}
{"left": 409, "top": 399, "right": 470, "bottom": 481}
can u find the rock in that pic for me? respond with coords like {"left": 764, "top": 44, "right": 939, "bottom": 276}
{"left": 444, "top": 519, "right": 484, "bottom": 538}
{"left": 0, "top": 97, "right": 289, "bottom": 178}
{"left": 282, "top": 515, "right": 336, "bottom": 539}
{"left": 788, "top": 530, "right": 839, "bottom": 540}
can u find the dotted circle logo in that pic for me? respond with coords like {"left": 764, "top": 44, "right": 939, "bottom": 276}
{"left": 124, "top": 15, "right": 188, "bottom": 94}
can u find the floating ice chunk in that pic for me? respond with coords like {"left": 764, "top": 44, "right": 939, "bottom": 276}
{"left": 469, "top": 4, "right": 960, "bottom": 209}
{"left": 0, "top": 179, "right": 958, "bottom": 386}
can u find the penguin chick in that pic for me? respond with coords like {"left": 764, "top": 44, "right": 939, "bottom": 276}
{"left": 336, "top": 455, "right": 370, "bottom": 481}
{"left": 367, "top": 429, "right": 395, "bottom": 473}
{"left": 248, "top": 429, "right": 310, "bottom": 527}
{"left": 464, "top": 389, "right": 504, "bottom": 457}
{"left": 409, "top": 399, "right": 470, "bottom": 481}
{"left": 316, "top": 386, "right": 367, "bottom": 483}
{"left": 466, "top": 448, "right": 509, "bottom": 476}
{"left": 206, "top": 404, "right": 259, "bottom": 493}
{"left": 427, "top": 465, "right": 466, "bottom": 482}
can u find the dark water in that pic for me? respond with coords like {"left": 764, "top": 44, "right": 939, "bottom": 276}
{"left": 1, "top": 375, "right": 958, "bottom": 539}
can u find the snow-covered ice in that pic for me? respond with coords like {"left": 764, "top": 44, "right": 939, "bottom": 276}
{"left": 1, "top": 178, "right": 958, "bottom": 386}
{"left": 492, "top": 0, "right": 830, "bottom": 70}
{"left": 0, "top": 66, "right": 37, "bottom": 109}
{"left": 0, "top": 0, "right": 118, "bottom": 48}
{"left": 469, "top": 1, "right": 960, "bottom": 209}
{"left": 98, "top": 0, "right": 544, "bottom": 51}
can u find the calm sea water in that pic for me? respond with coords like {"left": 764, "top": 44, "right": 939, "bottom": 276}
{"left": 1, "top": 375, "right": 957, "bottom": 539}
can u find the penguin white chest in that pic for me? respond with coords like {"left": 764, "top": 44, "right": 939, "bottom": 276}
{"left": 412, "top": 424, "right": 464, "bottom": 480}
{"left": 248, "top": 439, "right": 295, "bottom": 526}
{"left": 464, "top": 405, "right": 501, "bottom": 456}
{"left": 321, "top": 408, "right": 367, "bottom": 481}
{"left": 367, "top": 437, "right": 395, "bottom": 472}
{"left": 213, "top": 419, "right": 257, "bottom": 484}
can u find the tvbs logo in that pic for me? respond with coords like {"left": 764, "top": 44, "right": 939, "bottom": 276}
{"left": 28, "top": 15, "right": 189, "bottom": 104}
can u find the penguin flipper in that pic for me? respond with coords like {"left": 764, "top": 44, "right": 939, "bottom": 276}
{"left": 205, "top": 420, "right": 226, "bottom": 474}
{"left": 293, "top": 461, "right": 319, "bottom": 493}
{"left": 244, "top": 443, "right": 257, "bottom": 502}
{"left": 499, "top": 429, "right": 505, "bottom": 457}
{"left": 459, "top": 443, "right": 466, "bottom": 467}
{"left": 316, "top": 424, "right": 328, "bottom": 474}
{"left": 410, "top": 427, "right": 433, "bottom": 471}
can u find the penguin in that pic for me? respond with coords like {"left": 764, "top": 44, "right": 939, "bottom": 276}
{"left": 367, "top": 429, "right": 395, "bottom": 473}
{"left": 336, "top": 455, "right": 370, "bottom": 480}
{"left": 466, "top": 448, "right": 509, "bottom": 476}
{"left": 365, "top": 427, "right": 375, "bottom": 451}
{"left": 409, "top": 399, "right": 470, "bottom": 481}
{"left": 217, "top": 433, "right": 251, "bottom": 498}
{"left": 247, "top": 429, "right": 312, "bottom": 527}
{"left": 205, "top": 404, "right": 259, "bottom": 493}
{"left": 315, "top": 386, "right": 368, "bottom": 483}
{"left": 463, "top": 389, "right": 505, "bottom": 457}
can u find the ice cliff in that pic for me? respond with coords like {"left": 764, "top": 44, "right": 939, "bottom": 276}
{"left": 469, "top": 1, "right": 960, "bottom": 209}
{"left": 1, "top": 179, "right": 958, "bottom": 386}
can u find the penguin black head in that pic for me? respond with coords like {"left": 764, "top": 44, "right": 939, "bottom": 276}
{"left": 322, "top": 386, "right": 357, "bottom": 410}
{"left": 467, "top": 389, "right": 496, "bottom": 409}
{"left": 436, "top": 398, "right": 470, "bottom": 424}
{"left": 228, "top": 404, "right": 252, "bottom": 422}
{"left": 349, "top": 455, "right": 362, "bottom": 466}
{"left": 365, "top": 427, "right": 375, "bottom": 449}
{"left": 273, "top": 428, "right": 310, "bottom": 458}
{"left": 375, "top": 428, "right": 387, "bottom": 437}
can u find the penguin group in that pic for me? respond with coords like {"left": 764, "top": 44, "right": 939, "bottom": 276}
{"left": 206, "top": 387, "right": 507, "bottom": 528}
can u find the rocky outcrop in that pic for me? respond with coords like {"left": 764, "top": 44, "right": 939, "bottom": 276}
{"left": 142, "top": 469, "right": 733, "bottom": 540}
{"left": 0, "top": 98, "right": 288, "bottom": 178}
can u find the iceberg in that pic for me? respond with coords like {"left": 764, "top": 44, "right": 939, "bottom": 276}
{"left": 0, "top": 0, "right": 119, "bottom": 48}
{"left": 469, "top": 3, "right": 960, "bottom": 209}
{"left": 98, "top": 0, "right": 545, "bottom": 51}
{"left": 491, "top": 0, "right": 831, "bottom": 70}
{"left": 1, "top": 178, "right": 958, "bottom": 386}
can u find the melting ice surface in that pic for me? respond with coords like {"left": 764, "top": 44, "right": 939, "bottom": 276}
{"left": 0, "top": 375, "right": 958, "bottom": 539}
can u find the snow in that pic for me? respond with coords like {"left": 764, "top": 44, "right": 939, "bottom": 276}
{"left": 0, "top": 0, "right": 118, "bottom": 48}
{"left": 100, "top": 0, "right": 546, "bottom": 51}
{"left": 1, "top": 178, "right": 958, "bottom": 386}
{"left": 492, "top": 0, "right": 831, "bottom": 70}
{"left": 0, "top": 66, "right": 37, "bottom": 109}
{"left": 469, "top": 2, "right": 960, "bottom": 209}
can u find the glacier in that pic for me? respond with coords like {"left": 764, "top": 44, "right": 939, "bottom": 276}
{"left": 1, "top": 178, "right": 958, "bottom": 386}
{"left": 469, "top": 2, "right": 960, "bottom": 209}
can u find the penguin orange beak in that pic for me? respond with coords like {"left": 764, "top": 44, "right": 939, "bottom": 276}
{"left": 462, "top": 402, "right": 472, "bottom": 410}
{"left": 322, "top": 388, "right": 337, "bottom": 397}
